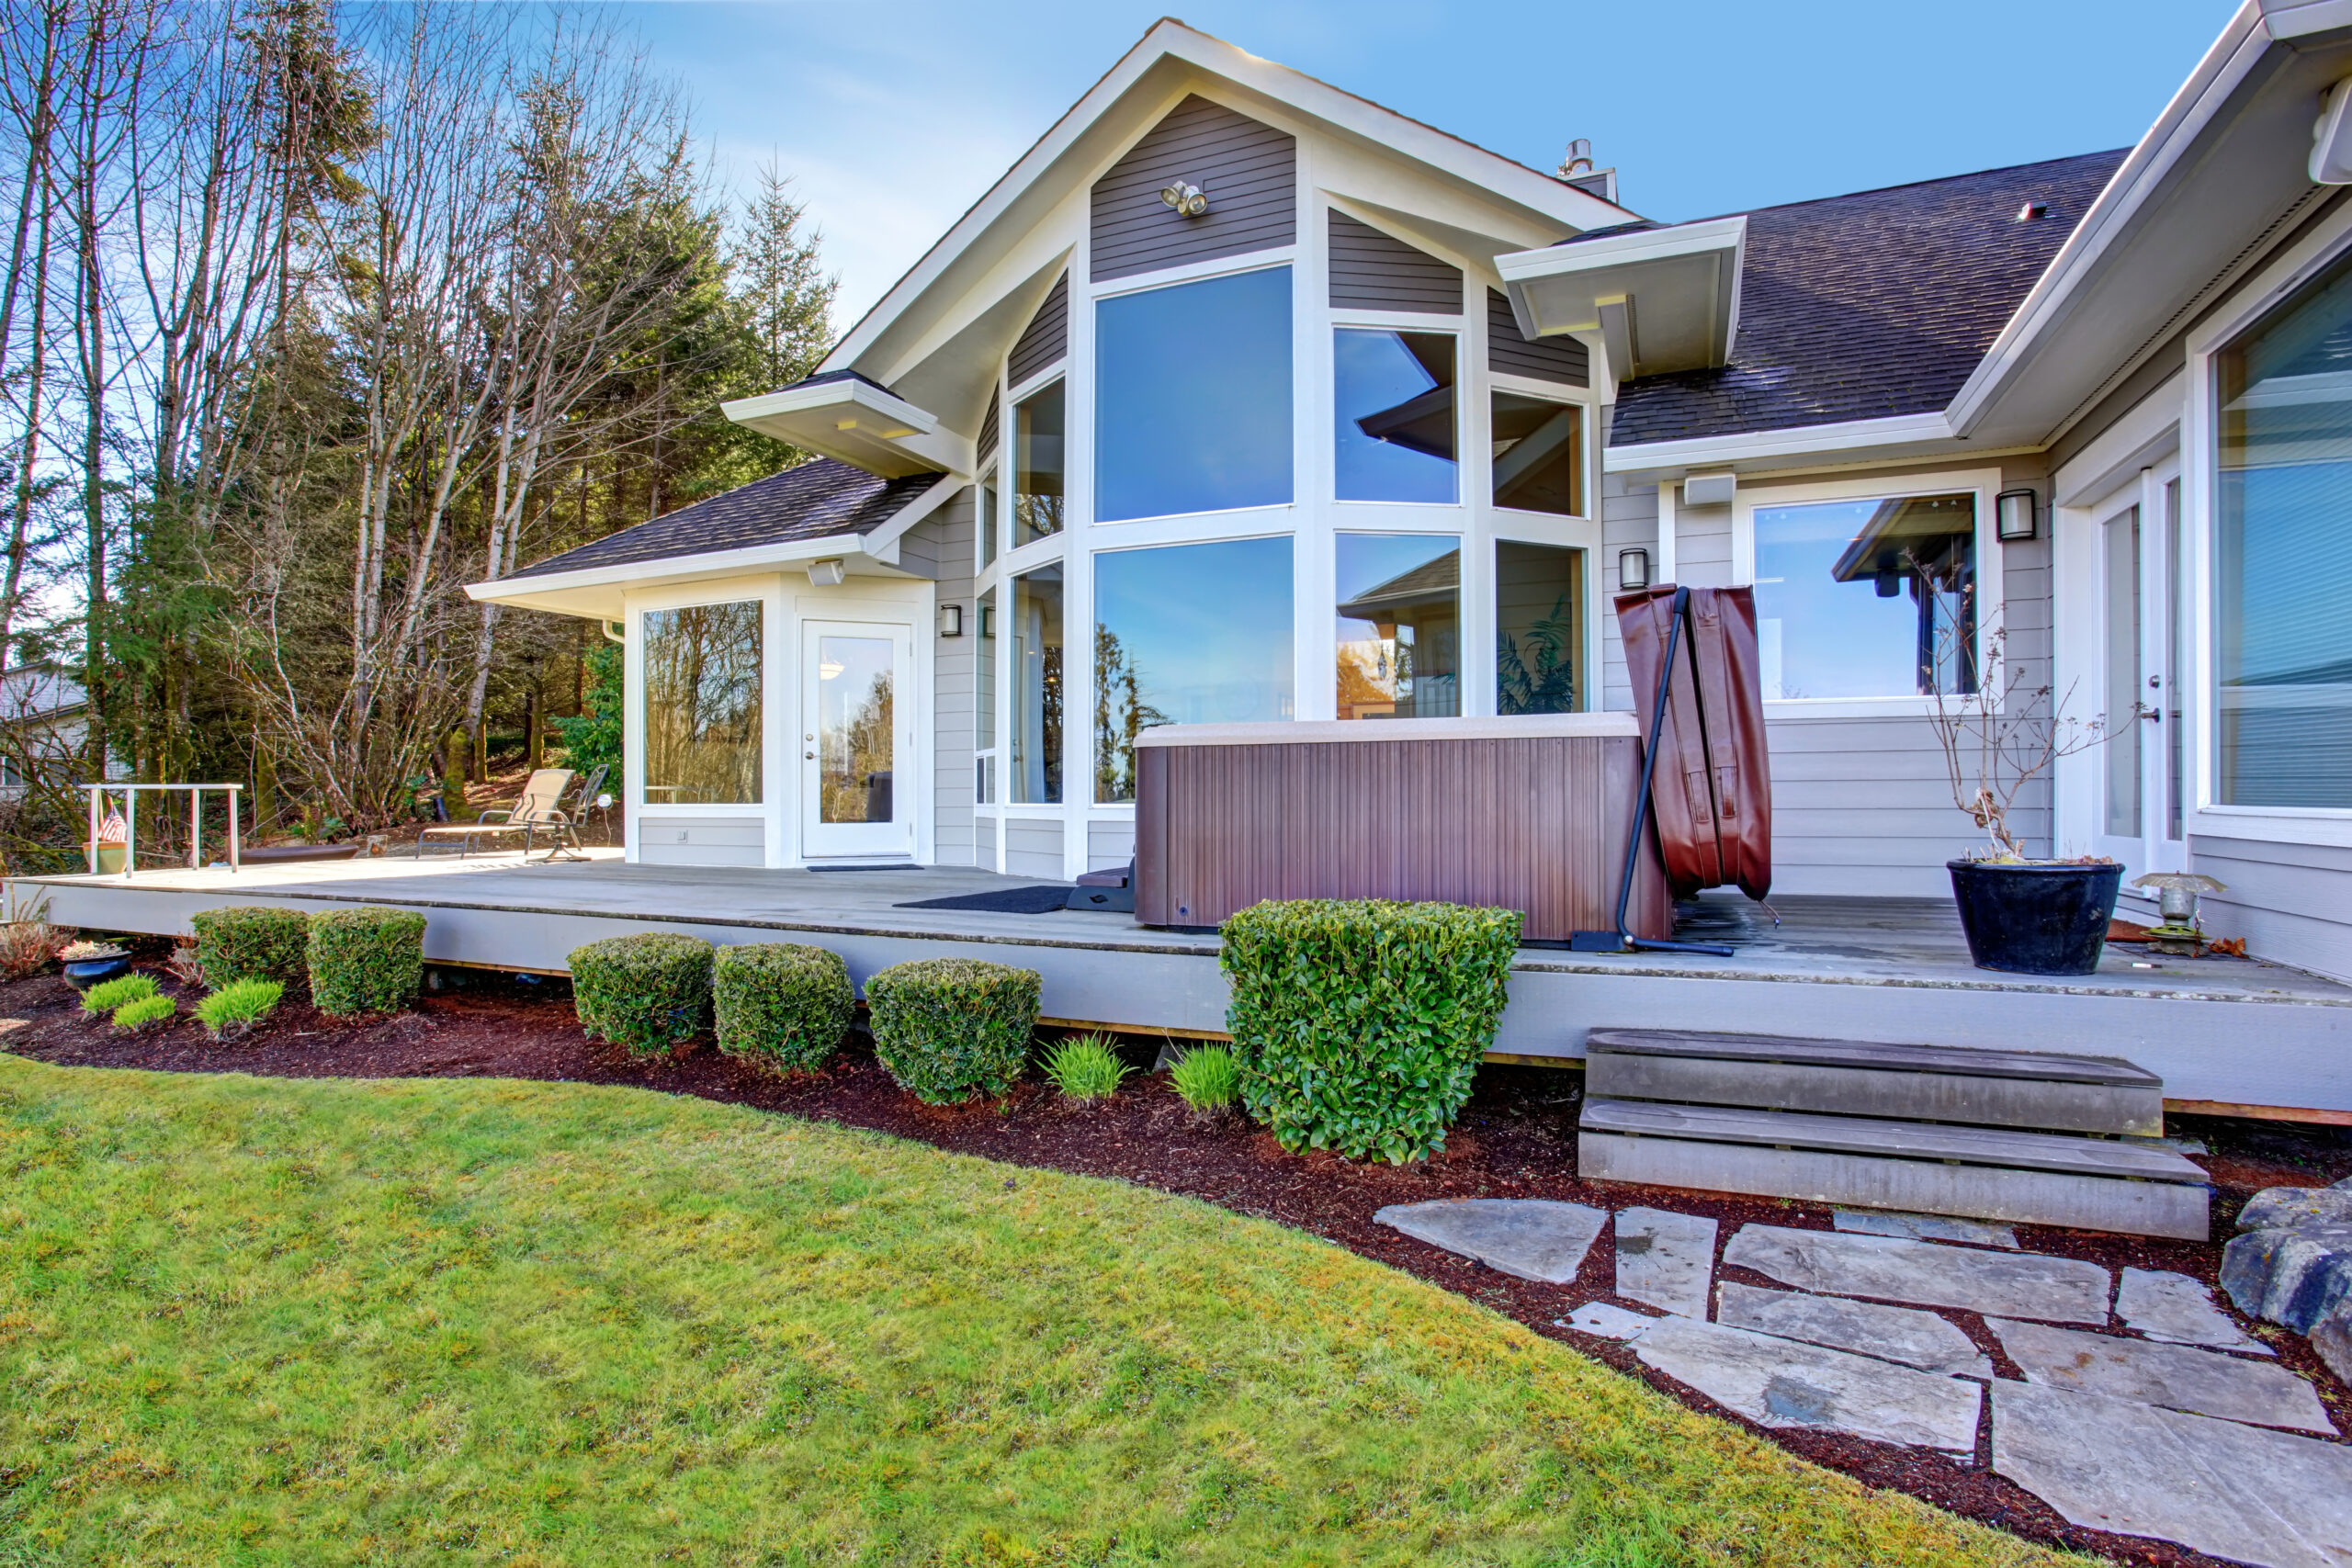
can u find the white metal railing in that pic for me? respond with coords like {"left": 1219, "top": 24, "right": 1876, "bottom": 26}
{"left": 85, "top": 783, "right": 242, "bottom": 877}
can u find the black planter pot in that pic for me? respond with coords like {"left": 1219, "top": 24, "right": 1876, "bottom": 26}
{"left": 1946, "top": 860, "right": 2123, "bottom": 976}
{"left": 62, "top": 954, "right": 131, "bottom": 991}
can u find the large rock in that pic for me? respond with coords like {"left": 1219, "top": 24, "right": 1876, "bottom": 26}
{"left": 1632, "top": 1317, "right": 1981, "bottom": 1452}
{"left": 2222, "top": 1224, "right": 2352, "bottom": 1333}
{"left": 1614, "top": 1206, "right": 1716, "bottom": 1317}
{"left": 1724, "top": 1224, "right": 2110, "bottom": 1324}
{"left": 1985, "top": 1317, "right": 2332, "bottom": 1433}
{"left": 2241, "top": 1185, "right": 2352, "bottom": 1232}
{"left": 1991, "top": 1381, "right": 2352, "bottom": 1568}
{"left": 2115, "top": 1267, "right": 2272, "bottom": 1354}
{"left": 1372, "top": 1199, "right": 1608, "bottom": 1284}
{"left": 2313, "top": 1314, "right": 2352, "bottom": 1385}
{"left": 1714, "top": 1281, "right": 1990, "bottom": 1377}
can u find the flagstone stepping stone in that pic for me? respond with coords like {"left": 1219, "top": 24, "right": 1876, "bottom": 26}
{"left": 1724, "top": 1224, "right": 2109, "bottom": 1324}
{"left": 1372, "top": 1199, "right": 1607, "bottom": 1283}
{"left": 1835, "top": 1209, "right": 2019, "bottom": 1248}
{"left": 1632, "top": 1317, "right": 1981, "bottom": 1452}
{"left": 1986, "top": 1317, "right": 2331, "bottom": 1433}
{"left": 1714, "top": 1281, "right": 1991, "bottom": 1377}
{"left": 2116, "top": 1266, "right": 2273, "bottom": 1354}
{"left": 1560, "top": 1301, "right": 1657, "bottom": 1340}
{"left": 1614, "top": 1207, "right": 1716, "bottom": 1316}
{"left": 1991, "top": 1380, "right": 2352, "bottom": 1568}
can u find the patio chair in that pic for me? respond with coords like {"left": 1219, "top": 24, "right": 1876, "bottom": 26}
{"left": 535, "top": 763, "right": 610, "bottom": 862}
{"left": 413, "top": 767, "right": 574, "bottom": 859}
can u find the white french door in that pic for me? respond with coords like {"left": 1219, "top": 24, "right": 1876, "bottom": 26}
{"left": 799, "top": 619, "right": 916, "bottom": 862}
{"left": 2089, "top": 465, "right": 2188, "bottom": 879}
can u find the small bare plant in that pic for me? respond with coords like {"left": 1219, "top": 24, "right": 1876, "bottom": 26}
{"left": 0, "top": 896, "right": 62, "bottom": 981}
{"left": 1929, "top": 619, "right": 2137, "bottom": 862}
{"left": 164, "top": 941, "right": 207, "bottom": 988}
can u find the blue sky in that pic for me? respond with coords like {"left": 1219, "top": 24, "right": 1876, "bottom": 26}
{"left": 618, "top": 1, "right": 2234, "bottom": 333}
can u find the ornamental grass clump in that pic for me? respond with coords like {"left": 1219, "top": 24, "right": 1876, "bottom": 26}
{"left": 189, "top": 906, "right": 310, "bottom": 988}
{"left": 111, "top": 994, "right": 175, "bottom": 1032}
{"left": 197, "top": 978, "right": 282, "bottom": 1040}
{"left": 570, "top": 932, "right": 713, "bottom": 1055}
{"left": 306, "top": 907, "right": 427, "bottom": 1017}
{"left": 863, "top": 957, "right": 1039, "bottom": 1105}
{"left": 1041, "top": 1032, "right": 1130, "bottom": 1103}
{"left": 1168, "top": 1043, "right": 1240, "bottom": 1113}
{"left": 1220, "top": 899, "right": 1521, "bottom": 1164}
{"left": 712, "top": 942, "right": 854, "bottom": 1074}
{"left": 79, "top": 974, "right": 157, "bottom": 1015}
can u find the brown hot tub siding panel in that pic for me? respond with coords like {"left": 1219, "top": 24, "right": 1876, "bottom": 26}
{"left": 1135, "top": 733, "right": 1668, "bottom": 940}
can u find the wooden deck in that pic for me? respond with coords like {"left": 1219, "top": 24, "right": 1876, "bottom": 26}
{"left": 13, "top": 850, "right": 2352, "bottom": 1119}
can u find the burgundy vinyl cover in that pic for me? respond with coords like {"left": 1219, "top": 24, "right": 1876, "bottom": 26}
{"left": 1614, "top": 585, "right": 1773, "bottom": 901}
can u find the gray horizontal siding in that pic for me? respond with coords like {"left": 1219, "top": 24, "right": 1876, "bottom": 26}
{"left": 1088, "top": 818, "right": 1136, "bottom": 872}
{"left": 1091, "top": 96, "right": 1295, "bottom": 282}
{"left": 2188, "top": 833, "right": 2352, "bottom": 984}
{"left": 640, "top": 816, "right": 765, "bottom": 868}
{"left": 922, "top": 491, "right": 978, "bottom": 866}
{"left": 1008, "top": 271, "right": 1069, "bottom": 388}
{"left": 977, "top": 385, "right": 1000, "bottom": 468}
{"left": 1004, "top": 817, "right": 1063, "bottom": 879}
{"left": 1328, "top": 209, "right": 1461, "bottom": 313}
{"left": 1488, "top": 288, "right": 1588, "bottom": 387}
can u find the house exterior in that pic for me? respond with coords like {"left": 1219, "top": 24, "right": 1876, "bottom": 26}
{"left": 471, "top": 3, "right": 2352, "bottom": 985}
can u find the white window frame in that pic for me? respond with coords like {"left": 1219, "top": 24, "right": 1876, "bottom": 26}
{"left": 625, "top": 574, "right": 787, "bottom": 864}
{"left": 1329, "top": 313, "right": 1466, "bottom": 512}
{"left": 1731, "top": 466, "right": 2006, "bottom": 722}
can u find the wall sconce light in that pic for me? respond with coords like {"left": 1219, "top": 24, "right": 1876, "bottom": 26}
{"left": 1996, "top": 488, "right": 2039, "bottom": 543}
{"left": 1159, "top": 180, "right": 1207, "bottom": 218}
{"left": 1619, "top": 547, "right": 1652, "bottom": 591}
{"left": 978, "top": 602, "right": 995, "bottom": 638}
{"left": 938, "top": 603, "right": 963, "bottom": 637}
{"left": 807, "top": 558, "right": 846, "bottom": 587}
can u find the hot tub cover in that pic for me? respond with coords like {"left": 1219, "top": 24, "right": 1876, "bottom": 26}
{"left": 1615, "top": 584, "right": 1772, "bottom": 901}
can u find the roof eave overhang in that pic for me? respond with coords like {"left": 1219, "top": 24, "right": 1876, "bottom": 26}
{"left": 1497, "top": 216, "right": 1746, "bottom": 377}
{"left": 1603, "top": 410, "right": 1974, "bottom": 480}
{"left": 720, "top": 380, "right": 969, "bottom": 479}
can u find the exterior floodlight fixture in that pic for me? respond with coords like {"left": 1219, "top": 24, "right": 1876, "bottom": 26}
{"left": 1159, "top": 180, "right": 1207, "bottom": 217}
{"left": 807, "top": 558, "right": 846, "bottom": 588}
{"left": 1618, "top": 547, "right": 1651, "bottom": 591}
{"left": 1996, "top": 487, "right": 2039, "bottom": 542}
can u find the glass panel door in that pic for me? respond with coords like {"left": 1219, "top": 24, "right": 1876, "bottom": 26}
{"left": 2091, "top": 470, "right": 2184, "bottom": 878}
{"left": 801, "top": 620, "right": 914, "bottom": 861}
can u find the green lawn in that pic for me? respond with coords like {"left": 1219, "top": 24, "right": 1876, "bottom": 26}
{"left": 0, "top": 1058, "right": 2080, "bottom": 1567}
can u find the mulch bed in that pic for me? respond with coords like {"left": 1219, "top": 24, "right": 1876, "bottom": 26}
{"left": 10, "top": 951, "right": 2351, "bottom": 1568}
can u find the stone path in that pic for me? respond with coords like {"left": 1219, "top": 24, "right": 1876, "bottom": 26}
{"left": 1377, "top": 1193, "right": 2346, "bottom": 1566}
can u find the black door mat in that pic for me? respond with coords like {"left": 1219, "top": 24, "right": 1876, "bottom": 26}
{"left": 895, "top": 885, "right": 1073, "bottom": 915}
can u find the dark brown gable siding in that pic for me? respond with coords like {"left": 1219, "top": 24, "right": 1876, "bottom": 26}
{"left": 977, "top": 384, "right": 1000, "bottom": 467}
{"left": 1091, "top": 96, "right": 1295, "bottom": 282}
{"left": 1487, "top": 288, "right": 1589, "bottom": 388}
{"left": 1328, "top": 210, "right": 1461, "bottom": 313}
{"left": 1007, "top": 271, "right": 1069, "bottom": 388}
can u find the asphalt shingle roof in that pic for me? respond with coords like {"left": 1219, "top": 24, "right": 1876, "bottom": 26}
{"left": 1606, "top": 150, "right": 2130, "bottom": 448}
{"left": 509, "top": 458, "right": 939, "bottom": 580}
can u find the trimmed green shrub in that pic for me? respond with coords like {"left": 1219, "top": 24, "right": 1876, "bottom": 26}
{"left": 112, "top": 994, "right": 175, "bottom": 1031}
{"left": 1042, "top": 1032, "right": 1130, "bottom": 1102}
{"left": 1220, "top": 899, "right": 1522, "bottom": 1164}
{"left": 712, "top": 942, "right": 854, "bottom": 1073}
{"left": 570, "top": 932, "right": 712, "bottom": 1055}
{"left": 306, "top": 907, "right": 427, "bottom": 1017}
{"left": 189, "top": 905, "right": 310, "bottom": 988}
{"left": 197, "top": 978, "right": 283, "bottom": 1039}
{"left": 1168, "top": 1043, "right": 1240, "bottom": 1113}
{"left": 80, "top": 974, "right": 157, "bottom": 1015}
{"left": 864, "top": 957, "right": 1039, "bottom": 1105}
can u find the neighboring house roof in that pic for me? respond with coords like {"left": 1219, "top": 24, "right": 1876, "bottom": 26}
{"left": 506, "top": 459, "right": 940, "bottom": 581}
{"left": 1607, "top": 150, "right": 2130, "bottom": 448}
{"left": 0, "top": 666, "right": 88, "bottom": 725}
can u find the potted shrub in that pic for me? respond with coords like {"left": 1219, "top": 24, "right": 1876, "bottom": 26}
{"left": 1929, "top": 624, "right": 2133, "bottom": 976}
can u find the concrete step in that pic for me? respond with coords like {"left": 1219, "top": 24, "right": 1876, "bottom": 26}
{"left": 1578, "top": 1098, "right": 2210, "bottom": 1240}
{"left": 1584, "top": 1028, "right": 2164, "bottom": 1136}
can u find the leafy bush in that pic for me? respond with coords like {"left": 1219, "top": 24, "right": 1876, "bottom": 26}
{"left": 80, "top": 974, "right": 157, "bottom": 1015}
{"left": 1220, "top": 899, "right": 1522, "bottom": 1164}
{"left": 571, "top": 931, "right": 712, "bottom": 1055}
{"left": 112, "top": 994, "right": 175, "bottom": 1031}
{"left": 711, "top": 942, "right": 854, "bottom": 1073}
{"left": 198, "top": 978, "right": 283, "bottom": 1039}
{"left": 1168, "top": 1043, "right": 1240, "bottom": 1113}
{"left": 189, "top": 906, "right": 311, "bottom": 988}
{"left": 306, "top": 907, "right": 426, "bottom": 1017}
{"left": 1042, "top": 1032, "right": 1130, "bottom": 1102}
{"left": 864, "top": 957, "right": 1039, "bottom": 1105}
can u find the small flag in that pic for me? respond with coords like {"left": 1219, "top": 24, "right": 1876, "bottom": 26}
{"left": 96, "top": 811, "right": 127, "bottom": 844}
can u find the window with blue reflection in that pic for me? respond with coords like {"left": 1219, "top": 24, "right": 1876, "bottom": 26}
{"left": 1092, "top": 536, "right": 1295, "bottom": 802}
{"left": 1335, "top": 329, "right": 1456, "bottom": 502}
{"left": 1096, "top": 267, "right": 1292, "bottom": 522}
{"left": 1336, "top": 532, "right": 1460, "bottom": 719}
{"left": 1751, "top": 494, "right": 1975, "bottom": 701}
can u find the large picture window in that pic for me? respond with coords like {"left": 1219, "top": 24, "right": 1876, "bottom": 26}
{"left": 1336, "top": 533, "right": 1460, "bottom": 719}
{"left": 1490, "top": 391, "right": 1583, "bottom": 516}
{"left": 643, "top": 601, "right": 762, "bottom": 804}
{"left": 2216, "top": 246, "right": 2352, "bottom": 808}
{"left": 1012, "top": 566, "right": 1063, "bottom": 803}
{"left": 1335, "top": 329, "right": 1455, "bottom": 502}
{"left": 1014, "top": 382, "right": 1063, "bottom": 545}
{"left": 1096, "top": 266, "right": 1293, "bottom": 522}
{"left": 1750, "top": 493, "right": 1976, "bottom": 701}
{"left": 1093, "top": 536, "right": 1295, "bottom": 802}
{"left": 1496, "top": 541, "right": 1584, "bottom": 714}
